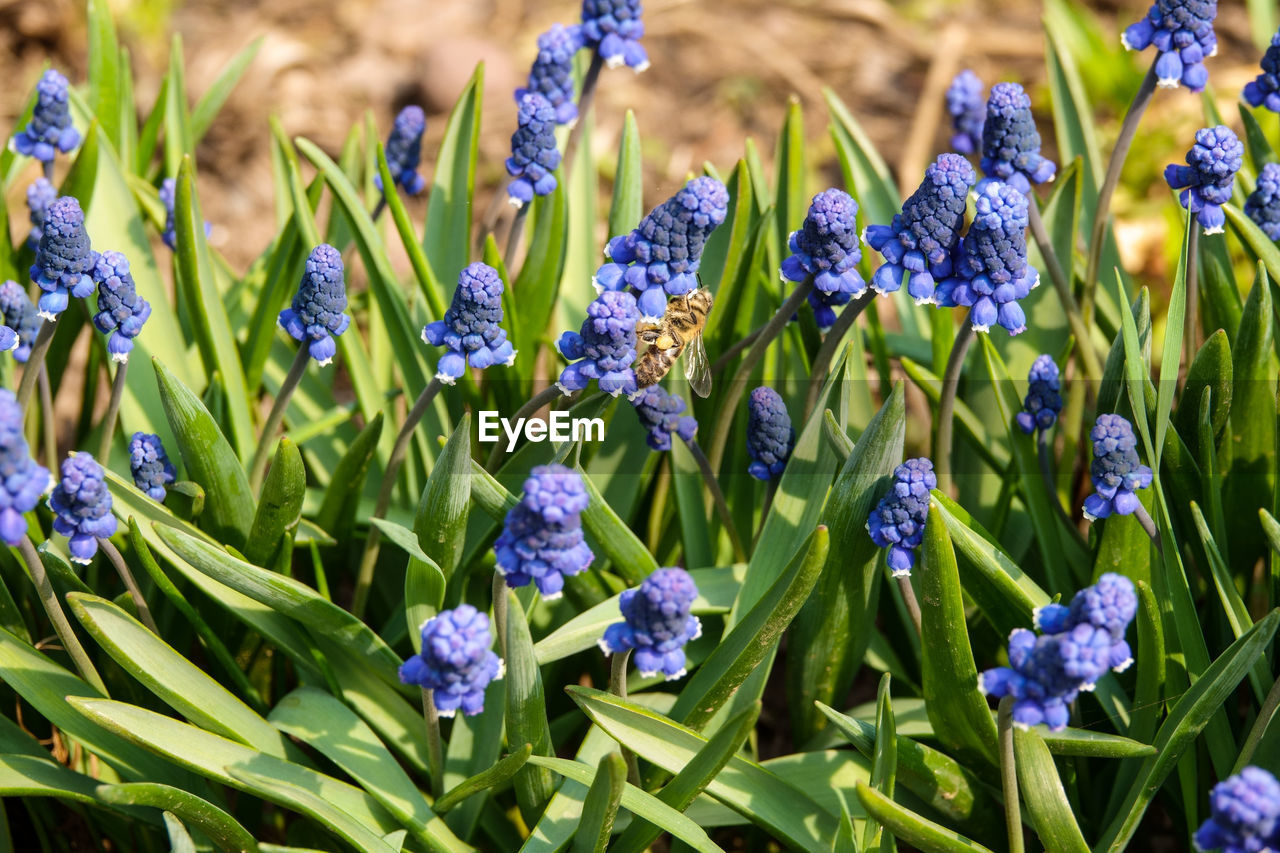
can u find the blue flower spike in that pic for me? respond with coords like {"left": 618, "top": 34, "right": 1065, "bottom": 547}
{"left": 0, "top": 390, "right": 50, "bottom": 545}
{"left": 1082, "top": 414, "right": 1153, "bottom": 521}
{"left": 129, "top": 433, "right": 177, "bottom": 502}
{"left": 631, "top": 385, "right": 697, "bottom": 451}
{"left": 1246, "top": 163, "right": 1280, "bottom": 241}
{"left": 0, "top": 282, "right": 41, "bottom": 362}
{"left": 935, "top": 180, "right": 1038, "bottom": 335}
{"left": 594, "top": 176, "right": 729, "bottom": 319}
{"left": 581, "top": 0, "right": 648, "bottom": 72}
{"left": 1123, "top": 0, "right": 1218, "bottom": 91}
{"left": 781, "top": 189, "right": 865, "bottom": 328}
{"left": 26, "top": 178, "right": 56, "bottom": 250}
{"left": 746, "top": 387, "right": 794, "bottom": 482}
{"left": 399, "top": 605, "right": 504, "bottom": 718}
{"left": 158, "top": 178, "right": 212, "bottom": 251}
{"left": 30, "top": 196, "right": 96, "bottom": 321}
{"left": 279, "top": 244, "right": 350, "bottom": 367}
{"left": 1244, "top": 30, "right": 1280, "bottom": 113}
{"left": 599, "top": 568, "right": 701, "bottom": 680}
{"left": 494, "top": 464, "right": 594, "bottom": 599}
{"left": 375, "top": 106, "right": 427, "bottom": 196}
{"left": 518, "top": 24, "right": 585, "bottom": 125}
{"left": 867, "top": 458, "right": 936, "bottom": 577}
{"left": 979, "top": 82, "right": 1056, "bottom": 194}
{"left": 423, "top": 262, "right": 517, "bottom": 385}
{"left": 10, "top": 70, "right": 80, "bottom": 164}
{"left": 48, "top": 453, "right": 117, "bottom": 565}
{"left": 865, "top": 153, "right": 975, "bottom": 304}
{"left": 1016, "top": 354, "right": 1063, "bottom": 434}
{"left": 946, "top": 70, "right": 986, "bottom": 155}
{"left": 1194, "top": 766, "right": 1280, "bottom": 853}
{"left": 92, "top": 251, "right": 152, "bottom": 364}
{"left": 506, "top": 93, "right": 561, "bottom": 208}
{"left": 557, "top": 290, "right": 640, "bottom": 397}
{"left": 1165, "top": 125, "right": 1243, "bottom": 235}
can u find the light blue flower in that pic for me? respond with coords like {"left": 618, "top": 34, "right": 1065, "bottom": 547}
{"left": 600, "top": 568, "right": 701, "bottom": 680}
{"left": 399, "top": 605, "right": 503, "bottom": 717}
{"left": 279, "top": 244, "right": 351, "bottom": 366}
{"left": 49, "top": 453, "right": 117, "bottom": 564}
{"left": 423, "top": 262, "right": 516, "bottom": 384}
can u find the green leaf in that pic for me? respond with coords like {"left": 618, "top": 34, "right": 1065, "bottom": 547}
{"left": 435, "top": 744, "right": 531, "bottom": 813}
{"left": 226, "top": 766, "right": 398, "bottom": 853}
{"left": 189, "top": 38, "right": 263, "bottom": 146}
{"left": 774, "top": 98, "right": 808, "bottom": 254}
{"left": 1098, "top": 289, "right": 1150, "bottom": 416}
{"left": 864, "top": 675, "right": 897, "bottom": 853}
{"left": 0, "top": 753, "right": 106, "bottom": 805}
{"left": 1240, "top": 103, "right": 1276, "bottom": 170}
{"left": 572, "top": 752, "right": 627, "bottom": 853}
{"left": 1175, "top": 330, "right": 1232, "bottom": 459}
{"left": 164, "top": 812, "right": 197, "bottom": 853}
{"left": 1226, "top": 206, "right": 1280, "bottom": 287}
{"left": 314, "top": 412, "right": 383, "bottom": 544}
{"left": 416, "top": 414, "right": 472, "bottom": 577}
{"left": 1036, "top": 727, "right": 1155, "bottom": 759}
{"left": 512, "top": 179, "right": 568, "bottom": 365}
{"left": 1155, "top": 217, "right": 1192, "bottom": 458}
{"left": 96, "top": 783, "right": 260, "bottom": 853}
{"left": 608, "top": 111, "right": 644, "bottom": 237}
{"left": 375, "top": 144, "right": 447, "bottom": 322}
{"left": 245, "top": 437, "right": 305, "bottom": 567}
{"left": 900, "top": 358, "right": 1008, "bottom": 472}
{"left": 86, "top": 0, "right": 122, "bottom": 150}
{"left": 575, "top": 463, "right": 659, "bottom": 584}
{"left": 424, "top": 64, "right": 483, "bottom": 286}
{"left": 504, "top": 589, "right": 556, "bottom": 824}
{"left": 855, "top": 783, "right": 993, "bottom": 853}
{"left": 1014, "top": 727, "right": 1089, "bottom": 853}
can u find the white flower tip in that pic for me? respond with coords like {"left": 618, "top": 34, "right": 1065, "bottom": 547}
{"left": 1013, "top": 721, "right": 1032, "bottom": 731}
{"left": 315, "top": 357, "right": 334, "bottom": 367}
{"left": 913, "top": 296, "right": 937, "bottom": 306}
{"left": 507, "top": 196, "right": 525, "bottom": 209}
{"left": 1082, "top": 507, "right": 1098, "bottom": 522}
{"left": 38, "top": 311, "right": 58, "bottom": 322}
{"left": 555, "top": 382, "right": 574, "bottom": 397}
{"left": 495, "top": 659, "right": 507, "bottom": 680}
{"left": 605, "top": 55, "right": 625, "bottom": 70}
{"left": 1203, "top": 225, "right": 1225, "bottom": 236}
{"left": 110, "top": 351, "right": 129, "bottom": 364}
{"left": 869, "top": 283, "right": 891, "bottom": 297}
{"left": 636, "top": 667, "right": 659, "bottom": 678}
{"left": 71, "top": 555, "right": 93, "bottom": 566}
{"left": 420, "top": 328, "right": 430, "bottom": 344}
{"left": 663, "top": 668, "right": 687, "bottom": 681}
{"left": 504, "top": 350, "right": 518, "bottom": 366}
{"left": 436, "top": 706, "right": 457, "bottom": 719}
{"left": 1208, "top": 44, "right": 1218, "bottom": 58}
{"left": 1079, "top": 681, "right": 1097, "bottom": 693}
{"left": 890, "top": 567, "right": 912, "bottom": 579}
{"left": 970, "top": 322, "right": 991, "bottom": 333}
{"left": 1113, "top": 657, "right": 1134, "bottom": 673}
{"left": 626, "top": 388, "right": 644, "bottom": 402}
{"left": 639, "top": 314, "right": 663, "bottom": 325}
{"left": 690, "top": 616, "right": 703, "bottom": 641}
{"left": 435, "top": 372, "right": 458, "bottom": 386}
{"left": 1157, "top": 77, "right": 1181, "bottom": 89}
{"left": 976, "top": 672, "right": 989, "bottom": 694}
{"left": 1119, "top": 33, "right": 1134, "bottom": 51}
{"left": 632, "top": 60, "right": 650, "bottom": 73}
{"left": 590, "top": 277, "right": 605, "bottom": 295}
{"left": 596, "top": 638, "right": 614, "bottom": 656}
{"left": 541, "top": 590, "right": 563, "bottom": 602}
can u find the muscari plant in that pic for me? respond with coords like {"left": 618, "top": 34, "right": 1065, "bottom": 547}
{"left": 2, "top": 1, "right": 1280, "bottom": 852}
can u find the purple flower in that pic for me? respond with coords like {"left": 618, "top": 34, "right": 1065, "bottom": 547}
{"left": 781, "top": 189, "right": 866, "bottom": 319}
{"left": 979, "top": 82, "right": 1056, "bottom": 195}
{"left": 506, "top": 93, "right": 561, "bottom": 207}
{"left": 1244, "top": 30, "right": 1280, "bottom": 113}
{"left": 48, "top": 453, "right": 117, "bottom": 564}
{"left": 1123, "top": 0, "right": 1218, "bottom": 91}
{"left": 1034, "top": 573, "right": 1137, "bottom": 673}
{"left": 1016, "top": 354, "right": 1062, "bottom": 434}
{"left": 581, "top": 0, "right": 648, "bottom": 72}
{"left": 423, "top": 262, "right": 516, "bottom": 385}
{"left": 1194, "top": 767, "right": 1280, "bottom": 853}
{"left": 26, "top": 178, "right": 56, "bottom": 250}
{"left": 746, "top": 387, "right": 793, "bottom": 482}
{"left": 946, "top": 70, "right": 986, "bottom": 155}
{"left": 866, "top": 458, "right": 935, "bottom": 576}
{"left": 557, "top": 290, "right": 640, "bottom": 397}
{"left": 599, "top": 568, "right": 701, "bottom": 680}
{"left": 979, "top": 623, "right": 1113, "bottom": 730}
{"left": 1165, "top": 125, "right": 1243, "bottom": 235}
{"left": 10, "top": 70, "right": 80, "bottom": 163}
{"left": 518, "top": 24, "right": 584, "bottom": 125}
{"left": 1244, "top": 162, "right": 1280, "bottom": 242}
{"left": 279, "top": 244, "right": 350, "bottom": 366}
{"left": 1082, "top": 414, "right": 1153, "bottom": 521}
{"left": 494, "top": 464, "right": 594, "bottom": 599}
{"left": 399, "top": 605, "right": 503, "bottom": 717}
{"left": 30, "top": 196, "right": 96, "bottom": 321}
{"left": 0, "top": 390, "right": 50, "bottom": 545}
{"left": 631, "top": 385, "right": 697, "bottom": 451}
{"left": 594, "top": 177, "right": 729, "bottom": 319}
{"left": 92, "top": 251, "right": 151, "bottom": 363}
{"left": 129, "top": 433, "right": 176, "bottom": 502}
{"left": 0, "top": 282, "right": 40, "bottom": 362}
{"left": 375, "top": 106, "right": 427, "bottom": 195}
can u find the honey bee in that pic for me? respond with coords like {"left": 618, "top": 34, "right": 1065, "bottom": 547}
{"left": 633, "top": 288, "right": 714, "bottom": 397}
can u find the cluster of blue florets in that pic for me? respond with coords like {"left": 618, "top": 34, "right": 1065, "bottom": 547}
{"left": 26, "top": 178, "right": 56, "bottom": 250}
{"left": 946, "top": 70, "right": 986, "bottom": 155}
{"left": 979, "top": 82, "right": 1056, "bottom": 194}
{"left": 11, "top": 70, "right": 80, "bottom": 164}
{"left": 31, "top": 196, "right": 96, "bottom": 321}
{"left": 594, "top": 177, "right": 729, "bottom": 319}
{"left": 631, "top": 385, "right": 697, "bottom": 451}
{"left": 1083, "top": 414, "right": 1153, "bottom": 521}
{"left": 1123, "top": 0, "right": 1218, "bottom": 91}
{"left": 1165, "top": 125, "right": 1243, "bottom": 235}
{"left": 781, "top": 189, "right": 865, "bottom": 328}
{"left": 506, "top": 93, "right": 561, "bottom": 207}
{"left": 866, "top": 153, "right": 975, "bottom": 305}
{"left": 1245, "top": 162, "right": 1280, "bottom": 242}
{"left": 746, "top": 387, "right": 794, "bottom": 482}
{"left": 1033, "top": 573, "right": 1137, "bottom": 673}
{"left": 1244, "top": 31, "right": 1280, "bottom": 113}
{"left": 400, "top": 605, "right": 503, "bottom": 718}
{"left": 0, "top": 282, "right": 40, "bottom": 363}
{"left": 91, "top": 251, "right": 151, "bottom": 363}
{"left": 557, "top": 290, "right": 640, "bottom": 397}
{"left": 376, "top": 106, "right": 427, "bottom": 196}
{"left": 279, "top": 244, "right": 350, "bottom": 366}
{"left": 423, "top": 262, "right": 517, "bottom": 385}
{"left": 581, "top": 0, "right": 648, "bottom": 71}
{"left": 0, "top": 390, "right": 49, "bottom": 546}
{"left": 518, "top": 24, "right": 584, "bottom": 125}
{"left": 1194, "top": 767, "right": 1280, "bottom": 853}
{"left": 867, "top": 457, "right": 936, "bottom": 577}
{"left": 128, "top": 433, "right": 177, "bottom": 502}
{"left": 600, "top": 567, "right": 701, "bottom": 680}
{"left": 1016, "top": 354, "right": 1063, "bottom": 434}
{"left": 48, "top": 453, "right": 117, "bottom": 564}
{"left": 495, "top": 464, "right": 594, "bottom": 599}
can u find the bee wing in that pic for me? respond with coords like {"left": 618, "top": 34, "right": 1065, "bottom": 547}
{"left": 685, "top": 333, "right": 712, "bottom": 397}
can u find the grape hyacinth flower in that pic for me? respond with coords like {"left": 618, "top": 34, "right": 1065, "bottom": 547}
{"left": 26, "top": 178, "right": 56, "bottom": 250}
{"left": 128, "top": 433, "right": 176, "bottom": 502}
{"left": 1165, "top": 125, "right": 1243, "bottom": 235}
{"left": 158, "top": 178, "right": 212, "bottom": 250}
{"left": 599, "top": 568, "right": 701, "bottom": 680}
{"left": 506, "top": 93, "right": 561, "bottom": 207}
{"left": 1016, "top": 354, "right": 1063, "bottom": 434}
{"left": 867, "top": 458, "right": 936, "bottom": 577}
{"left": 1082, "top": 414, "right": 1153, "bottom": 521}
{"left": 91, "top": 251, "right": 151, "bottom": 363}
{"left": 0, "top": 282, "right": 40, "bottom": 362}
{"left": 594, "top": 177, "right": 729, "bottom": 319}
{"left": 1244, "top": 30, "right": 1280, "bottom": 113}
{"left": 631, "top": 385, "right": 697, "bottom": 451}
{"left": 946, "top": 70, "right": 986, "bottom": 155}
{"left": 935, "top": 181, "right": 1038, "bottom": 335}
{"left": 494, "top": 464, "right": 594, "bottom": 599}
{"left": 979, "top": 623, "right": 1114, "bottom": 730}
{"left": 279, "top": 244, "right": 350, "bottom": 367}
{"left": 979, "top": 82, "right": 1056, "bottom": 194}
{"left": 1122, "top": 0, "right": 1218, "bottom": 91}
{"left": 31, "top": 196, "right": 96, "bottom": 321}
{"left": 48, "top": 453, "right": 117, "bottom": 564}
{"left": 399, "top": 605, "right": 503, "bottom": 717}
{"left": 0, "top": 390, "right": 50, "bottom": 545}
{"left": 1033, "top": 573, "right": 1138, "bottom": 674}
{"left": 581, "top": 0, "right": 648, "bottom": 72}
{"left": 807, "top": 290, "right": 853, "bottom": 330}
{"left": 1194, "top": 767, "right": 1280, "bottom": 853}
{"left": 1244, "top": 162, "right": 1280, "bottom": 241}
{"left": 746, "top": 387, "right": 794, "bottom": 482}
{"left": 518, "top": 24, "right": 584, "bottom": 125}
{"left": 865, "top": 153, "right": 975, "bottom": 304}
{"left": 10, "top": 70, "right": 80, "bottom": 164}
{"left": 423, "top": 262, "right": 516, "bottom": 384}
{"left": 556, "top": 290, "right": 640, "bottom": 396}
{"left": 374, "top": 106, "right": 427, "bottom": 195}
{"left": 781, "top": 189, "right": 866, "bottom": 326}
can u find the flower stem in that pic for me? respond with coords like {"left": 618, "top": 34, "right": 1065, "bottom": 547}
{"left": 563, "top": 53, "right": 605, "bottom": 175}
{"left": 1083, "top": 61, "right": 1158, "bottom": 327}
{"left": 97, "top": 537, "right": 157, "bottom": 633}
{"left": 485, "top": 385, "right": 568, "bottom": 472}
{"left": 18, "top": 536, "right": 107, "bottom": 695}
{"left": 685, "top": 439, "right": 747, "bottom": 563}
{"left": 1026, "top": 199, "right": 1102, "bottom": 388}
{"left": 802, "top": 290, "right": 876, "bottom": 422}
{"left": 1184, "top": 226, "right": 1200, "bottom": 368}
{"left": 371, "top": 198, "right": 387, "bottom": 223}
{"left": 42, "top": 161, "right": 54, "bottom": 182}
{"left": 351, "top": 376, "right": 443, "bottom": 618}
{"left": 997, "top": 694, "right": 1025, "bottom": 853}
{"left": 17, "top": 321, "right": 57, "bottom": 411}
{"left": 935, "top": 321, "right": 977, "bottom": 495}
{"left": 248, "top": 345, "right": 311, "bottom": 491}
{"left": 492, "top": 571, "right": 509, "bottom": 659}
{"left": 38, "top": 366, "right": 56, "bottom": 469}
{"left": 711, "top": 325, "right": 764, "bottom": 376}
{"left": 422, "top": 688, "right": 446, "bottom": 799}
{"left": 755, "top": 479, "right": 778, "bottom": 549}
{"left": 504, "top": 205, "right": 529, "bottom": 271}
{"left": 1037, "top": 429, "right": 1069, "bottom": 526}
{"left": 896, "top": 574, "right": 923, "bottom": 638}
{"left": 608, "top": 650, "right": 641, "bottom": 786}
{"left": 1132, "top": 503, "right": 1163, "bottom": 555}
{"left": 97, "top": 361, "right": 129, "bottom": 465}
{"left": 707, "top": 278, "right": 816, "bottom": 476}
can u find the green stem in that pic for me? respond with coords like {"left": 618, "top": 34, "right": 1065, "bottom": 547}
{"left": 422, "top": 688, "right": 446, "bottom": 799}
{"left": 504, "top": 205, "right": 529, "bottom": 271}
{"left": 1026, "top": 199, "right": 1102, "bottom": 388}
{"left": 896, "top": 574, "right": 922, "bottom": 638}
{"left": 609, "top": 650, "right": 641, "bottom": 786}
{"left": 97, "top": 361, "right": 129, "bottom": 465}
{"left": 18, "top": 536, "right": 107, "bottom": 696}
{"left": 711, "top": 323, "right": 763, "bottom": 376}
{"left": 492, "top": 570, "right": 509, "bottom": 659}
{"left": 38, "top": 367, "right": 56, "bottom": 470}
{"left": 1037, "top": 428, "right": 1073, "bottom": 531}
{"left": 97, "top": 537, "right": 157, "bottom": 634}
{"left": 754, "top": 479, "right": 778, "bottom": 549}
{"left": 1132, "top": 503, "right": 1163, "bottom": 556}
{"left": 935, "top": 321, "right": 977, "bottom": 495}
{"left": 17, "top": 322, "right": 56, "bottom": 410}
{"left": 802, "top": 290, "right": 876, "bottom": 422}
{"left": 248, "top": 345, "right": 311, "bottom": 491}
{"left": 1184, "top": 226, "right": 1200, "bottom": 368}
{"left": 998, "top": 695, "right": 1025, "bottom": 853}
{"left": 370, "top": 198, "right": 387, "bottom": 223}
{"left": 685, "top": 439, "right": 747, "bottom": 563}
